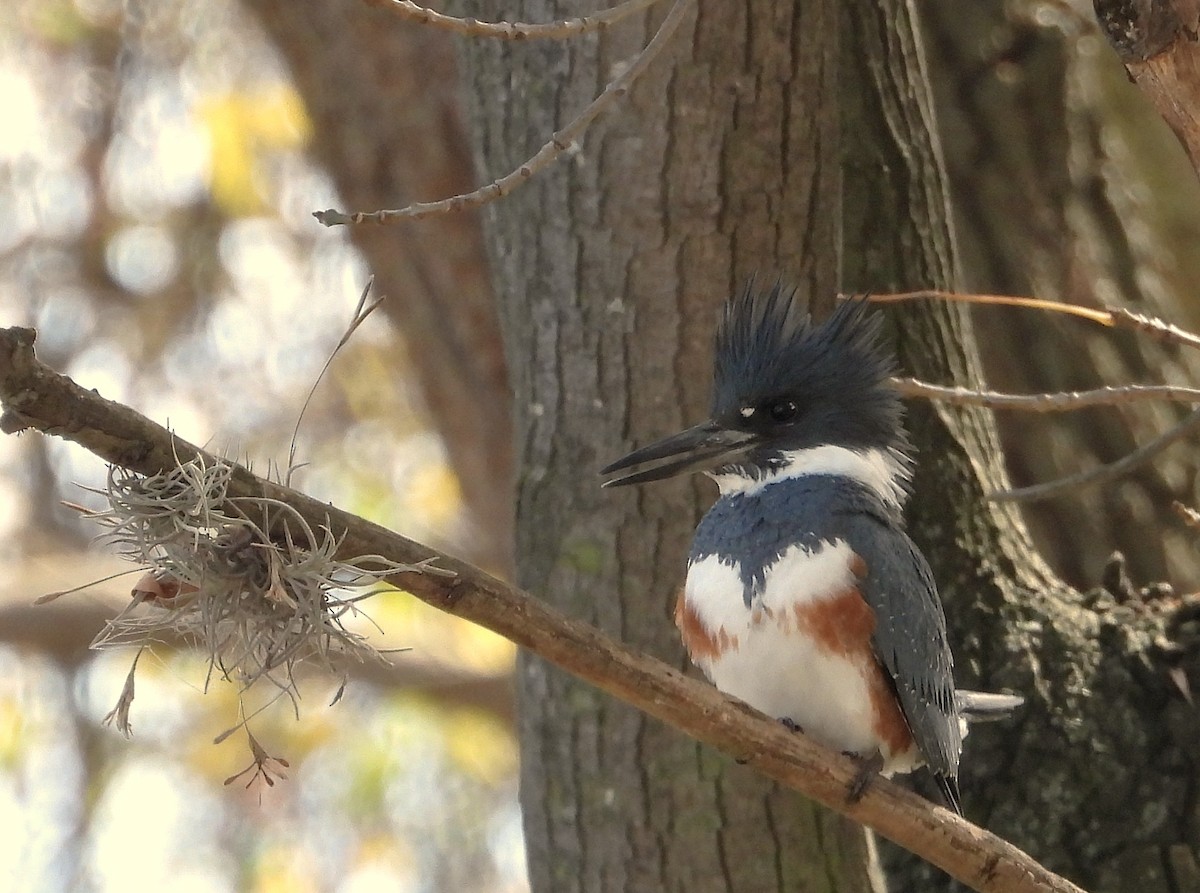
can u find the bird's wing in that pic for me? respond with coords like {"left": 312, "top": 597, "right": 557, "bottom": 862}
{"left": 838, "top": 509, "right": 961, "bottom": 780}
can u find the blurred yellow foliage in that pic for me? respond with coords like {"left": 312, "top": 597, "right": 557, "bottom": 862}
{"left": 335, "top": 346, "right": 416, "bottom": 429}
{"left": 452, "top": 620, "right": 517, "bottom": 674}
{"left": 367, "top": 591, "right": 515, "bottom": 674}
{"left": 252, "top": 844, "right": 320, "bottom": 893}
{"left": 102, "top": 651, "right": 334, "bottom": 786}
{"left": 350, "top": 834, "right": 419, "bottom": 888}
{"left": 443, "top": 707, "right": 517, "bottom": 785}
{"left": 198, "top": 86, "right": 312, "bottom": 216}
{"left": 0, "top": 695, "right": 23, "bottom": 768}
{"left": 24, "top": 0, "right": 90, "bottom": 45}
{"left": 344, "top": 734, "right": 397, "bottom": 817}
{"left": 406, "top": 460, "right": 462, "bottom": 533}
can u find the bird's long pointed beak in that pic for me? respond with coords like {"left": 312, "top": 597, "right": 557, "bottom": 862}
{"left": 600, "top": 422, "right": 758, "bottom": 487}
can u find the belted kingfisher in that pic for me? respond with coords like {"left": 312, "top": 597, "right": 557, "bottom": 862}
{"left": 601, "top": 283, "right": 1021, "bottom": 814}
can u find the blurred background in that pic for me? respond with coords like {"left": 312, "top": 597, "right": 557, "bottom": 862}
{"left": 7, "top": 0, "right": 1200, "bottom": 889}
{"left": 0, "top": 0, "right": 523, "bottom": 890}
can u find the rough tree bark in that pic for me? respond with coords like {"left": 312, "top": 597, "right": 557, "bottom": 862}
{"left": 923, "top": 0, "right": 1200, "bottom": 589}
{"left": 461, "top": 1, "right": 1200, "bottom": 891}
{"left": 846, "top": 4, "right": 1200, "bottom": 891}
{"left": 908, "top": 6, "right": 1200, "bottom": 890}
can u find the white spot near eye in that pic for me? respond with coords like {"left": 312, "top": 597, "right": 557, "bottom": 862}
{"left": 740, "top": 406, "right": 755, "bottom": 418}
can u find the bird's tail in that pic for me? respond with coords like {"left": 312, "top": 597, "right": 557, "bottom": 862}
{"left": 937, "top": 691, "right": 1022, "bottom": 817}
{"left": 956, "top": 690, "right": 1024, "bottom": 723}
{"left": 934, "top": 773, "right": 962, "bottom": 816}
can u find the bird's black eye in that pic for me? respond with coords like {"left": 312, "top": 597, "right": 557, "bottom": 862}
{"left": 766, "top": 399, "right": 799, "bottom": 423}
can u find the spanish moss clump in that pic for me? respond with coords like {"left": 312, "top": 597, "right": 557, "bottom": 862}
{"left": 81, "top": 453, "right": 451, "bottom": 699}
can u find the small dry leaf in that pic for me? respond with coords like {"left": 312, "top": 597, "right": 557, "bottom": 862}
{"left": 101, "top": 649, "right": 144, "bottom": 737}
{"left": 224, "top": 729, "right": 291, "bottom": 789}
{"left": 1168, "top": 666, "right": 1194, "bottom": 706}
{"left": 261, "top": 548, "right": 297, "bottom": 609}
{"left": 131, "top": 570, "right": 197, "bottom": 603}
{"left": 1173, "top": 501, "right": 1200, "bottom": 530}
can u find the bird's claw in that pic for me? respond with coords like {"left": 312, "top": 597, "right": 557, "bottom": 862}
{"left": 845, "top": 751, "right": 884, "bottom": 804}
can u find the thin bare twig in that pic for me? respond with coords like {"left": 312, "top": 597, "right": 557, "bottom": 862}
{"left": 872, "top": 292, "right": 1200, "bottom": 503}
{"left": 859, "top": 290, "right": 1113, "bottom": 326}
{"left": 375, "top": 0, "right": 664, "bottom": 39}
{"left": 0, "top": 325, "right": 1084, "bottom": 893}
{"left": 1108, "top": 307, "right": 1200, "bottom": 352}
{"left": 990, "top": 407, "right": 1200, "bottom": 503}
{"left": 894, "top": 378, "right": 1200, "bottom": 413}
{"left": 287, "top": 278, "right": 382, "bottom": 485}
{"left": 313, "top": 0, "right": 695, "bottom": 226}
{"left": 859, "top": 289, "right": 1200, "bottom": 353}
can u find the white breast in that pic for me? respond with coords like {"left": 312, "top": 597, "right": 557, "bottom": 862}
{"left": 681, "top": 540, "right": 920, "bottom": 774}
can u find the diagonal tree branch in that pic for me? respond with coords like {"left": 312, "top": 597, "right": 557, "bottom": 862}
{"left": 990, "top": 406, "right": 1200, "bottom": 503}
{"left": 0, "top": 325, "right": 1084, "bottom": 893}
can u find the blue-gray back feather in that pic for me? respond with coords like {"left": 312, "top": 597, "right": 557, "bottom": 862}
{"left": 690, "top": 474, "right": 960, "bottom": 777}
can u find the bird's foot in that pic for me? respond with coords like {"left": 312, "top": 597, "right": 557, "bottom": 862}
{"left": 778, "top": 717, "right": 803, "bottom": 733}
{"left": 844, "top": 751, "right": 885, "bottom": 805}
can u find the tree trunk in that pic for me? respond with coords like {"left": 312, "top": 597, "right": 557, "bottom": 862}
{"left": 462, "top": 1, "right": 886, "bottom": 891}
